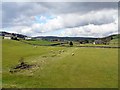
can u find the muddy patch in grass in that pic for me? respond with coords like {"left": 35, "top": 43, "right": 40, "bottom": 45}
{"left": 9, "top": 58, "right": 37, "bottom": 73}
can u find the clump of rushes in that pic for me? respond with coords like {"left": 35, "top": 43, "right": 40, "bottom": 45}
{"left": 9, "top": 57, "right": 32, "bottom": 73}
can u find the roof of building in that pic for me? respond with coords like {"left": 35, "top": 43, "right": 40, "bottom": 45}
{"left": 4, "top": 34, "right": 13, "bottom": 37}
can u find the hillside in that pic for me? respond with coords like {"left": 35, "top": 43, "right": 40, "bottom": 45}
{"left": 2, "top": 39, "right": 118, "bottom": 88}
{"left": 0, "top": 31, "right": 27, "bottom": 38}
{"left": 20, "top": 39, "right": 59, "bottom": 46}
{"left": 102, "top": 34, "right": 120, "bottom": 40}
{"left": 1, "top": 31, "right": 120, "bottom": 42}
{"left": 108, "top": 34, "right": 120, "bottom": 46}
{"left": 34, "top": 36, "right": 97, "bottom": 41}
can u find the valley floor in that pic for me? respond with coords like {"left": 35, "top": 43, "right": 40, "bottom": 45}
{"left": 2, "top": 40, "right": 118, "bottom": 88}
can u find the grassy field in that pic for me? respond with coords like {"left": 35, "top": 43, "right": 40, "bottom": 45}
{"left": 2, "top": 39, "right": 118, "bottom": 88}
{"left": 21, "top": 39, "right": 59, "bottom": 45}
{"left": 109, "top": 39, "right": 119, "bottom": 46}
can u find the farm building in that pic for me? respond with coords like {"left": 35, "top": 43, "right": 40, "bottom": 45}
{"left": 93, "top": 40, "right": 104, "bottom": 44}
{"left": 25, "top": 37, "right": 32, "bottom": 40}
{"left": 3, "top": 33, "right": 26, "bottom": 40}
{"left": 35, "top": 37, "right": 42, "bottom": 40}
{"left": 3, "top": 34, "right": 13, "bottom": 39}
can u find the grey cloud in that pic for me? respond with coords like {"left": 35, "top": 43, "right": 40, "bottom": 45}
{"left": 2, "top": 2, "right": 48, "bottom": 27}
{"left": 2, "top": 2, "right": 118, "bottom": 34}
{"left": 38, "top": 2, "right": 117, "bottom": 14}
{"left": 2, "top": 0, "right": 119, "bottom": 2}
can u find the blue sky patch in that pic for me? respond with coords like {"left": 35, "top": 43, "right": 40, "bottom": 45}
{"left": 34, "top": 14, "right": 56, "bottom": 24}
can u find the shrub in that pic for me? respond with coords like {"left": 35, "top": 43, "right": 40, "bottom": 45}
{"left": 69, "top": 41, "right": 73, "bottom": 46}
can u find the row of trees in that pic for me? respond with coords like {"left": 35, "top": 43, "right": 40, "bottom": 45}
{"left": 69, "top": 36, "right": 113, "bottom": 46}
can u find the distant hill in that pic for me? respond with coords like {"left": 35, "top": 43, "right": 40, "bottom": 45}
{"left": 1, "top": 31, "right": 120, "bottom": 42}
{"left": 110, "top": 34, "right": 120, "bottom": 39}
{"left": 102, "top": 34, "right": 120, "bottom": 39}
{"left": 33, "top": 36, "right": 98, "bottom": 41}
{"left": 0, "top": 31, "right": 27, "bottom": 38}
{"left": 33, "top": 34, "right": 120, "bottom": 42}
{"left": 101, "top": 34, "right": 120, "bottom": 42}
{"left": 108, "top": 34, "right": 120, "bottom": 45}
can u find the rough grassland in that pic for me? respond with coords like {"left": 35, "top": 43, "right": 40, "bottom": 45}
{"left": 21, "top": 40, "right": 58, "bottom": 45}
{"left": 2, "top": 39, "right": 118, "bottom": 88}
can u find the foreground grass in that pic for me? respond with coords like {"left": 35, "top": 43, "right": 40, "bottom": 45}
{"left": 2, "top": 39, "right": 118, "bottom": 88}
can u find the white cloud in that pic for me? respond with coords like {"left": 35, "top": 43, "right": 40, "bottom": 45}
{"left": 31, "top": 16, "right": 63, "bottom": 33}
{"left": 28, "top": 9, "right": 118, "bottom": 36}
{"left": 40, "top": 16, "right": 47, "bottom": 21}
{"left": 21, "top": 27, "right": 33, "bottom": 35}
{"left": 59, "top": 20, "right": 118, "bottom": 37}
{"left": 2, "top": 2, "right": 118, "bottom": 37}
{"left": 2, "top": 18, "right": 118, "bottom": 37}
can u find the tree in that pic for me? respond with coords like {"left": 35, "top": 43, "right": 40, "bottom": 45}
{"left": 69, "top": 41, "right": 73, "bottom": 46}
{"left": 84, "top": 40, "right": 89, "bottom": 43}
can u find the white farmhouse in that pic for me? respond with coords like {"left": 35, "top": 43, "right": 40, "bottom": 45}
{"left": 93, "top": 40, "right": 104, "bottom": 45}
{"left": 3, "top": 35, "right": 12, "bottom": 39}
{"left": 25, "top": 37, "right": 32, "bottom": 40}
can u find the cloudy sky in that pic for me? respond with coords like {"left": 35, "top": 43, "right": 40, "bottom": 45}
{"left": 1, "top": 2, "right": 119, "bottom": 37}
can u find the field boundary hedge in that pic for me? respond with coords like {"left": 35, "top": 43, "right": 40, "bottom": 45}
{"left": 20, "top": 40, "right": 120, "bottom": 48}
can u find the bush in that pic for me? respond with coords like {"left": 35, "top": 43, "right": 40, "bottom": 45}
{"left": 69, "top": 41, "right": 73, "bottom": 46}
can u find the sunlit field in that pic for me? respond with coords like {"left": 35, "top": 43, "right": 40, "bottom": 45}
{"left": 2, "top": 39, "right": 118, "bottom": 88}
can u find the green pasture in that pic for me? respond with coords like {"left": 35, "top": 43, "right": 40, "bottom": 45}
{"left": 21, "top": 39, "right": 58, "bottom": 45}
{"left": 109, "top": 39, "right": 119, "bottom": 46}
{"left": 2, "top": 39, "right": 118, "bottom": 88}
